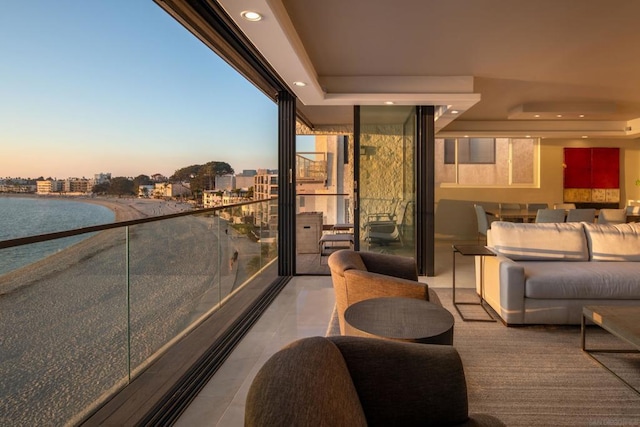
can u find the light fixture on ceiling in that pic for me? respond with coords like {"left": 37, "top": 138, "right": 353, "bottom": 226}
{"left": 525, "top": 135, "right": 531, "bottom": 138}
{"left": 582, "top": 135, "right": 588, "bottom": 139}
{"left": 579, "top": 114, "right": 585, "bottom": 118}
{"left": 384, "top": 101, "right": 394, "bottom": 105}
{"left": 556, "top": 114, "right": 563, "bottom": 118}
{"left": 241, "top": 10, "right": 262, "bottom": 21}
{"left": 293, "top": 81, "right": 307, "bottom": 87}
{"left": 534, "top": 114, "right": 540, "bottom": 118}
{"left": 451, "top": 110, "right": 459, "bottom": 114}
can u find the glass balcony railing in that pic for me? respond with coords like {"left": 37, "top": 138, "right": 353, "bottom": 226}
{"left": 0, "top": 199, "right": 277, "bottom": 426}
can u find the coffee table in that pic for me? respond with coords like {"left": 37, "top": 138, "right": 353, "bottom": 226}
{"left": 452, "top": 244, "right": 496, "bottom": 322}
{"left": 581, "top": 305, "right": 640, "bottom": 394}
{"left": 344, "top": 297, "right": 454, "bottom": 345}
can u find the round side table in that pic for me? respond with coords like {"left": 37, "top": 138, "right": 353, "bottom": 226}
{"left": 344, "top": 296, "right": 454, "bottom": 345}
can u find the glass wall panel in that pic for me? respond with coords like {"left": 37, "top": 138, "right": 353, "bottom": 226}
{"left": 295, "top": 135, "right": 353, "bottom": 274}
{"left": 127, "top": 213, "right": 221, "bottom": 370}
{"left": 359, "top": 106, "right": 416, "bottom": 258}
{"left": 0, "top": 228, "right": 127, "bottom": 426}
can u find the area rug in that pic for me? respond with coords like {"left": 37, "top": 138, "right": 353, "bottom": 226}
{"left": 326, "top": 288, "right": 640, "bottom": 426}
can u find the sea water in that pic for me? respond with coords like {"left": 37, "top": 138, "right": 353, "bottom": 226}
{"left": 0, "top": 197, "right": 115, "bottom": 275}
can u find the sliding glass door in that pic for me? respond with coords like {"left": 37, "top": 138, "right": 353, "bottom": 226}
{"left": 357, "top": 106, "right": 416, "bottom": 258}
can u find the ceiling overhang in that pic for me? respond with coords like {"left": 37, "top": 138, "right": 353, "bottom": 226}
{"left": 217, "top": 0, "right": 640, "bottom": 139}
{"left": 218, "top": 0, "right": 480, "bottom": 131}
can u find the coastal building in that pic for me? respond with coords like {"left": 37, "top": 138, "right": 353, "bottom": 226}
{"left": 234, "top": 170, "right": 257, "bottom": 190}
{"left": 253, "top": 169, "right": 278, "bottom": 232}
{"left": 36, "top": 179, "right": 63, "bottom": 194}
{"left": 137, "top": 184, "right": 155, "bottom": 198}
{"left": 93, "top": 173, "right": 111, "bottom": 185}
{"left": 153, "top": 182, "right": 191, "bottom": 199}
{"left": 63, "top": 178, "right": 92, "bottom": 194}
{"left": 214, "top": 174, "right": 234, "bottom": 191}
{"left": 0, "top": 179, "right": 36, "bottom": 193}
{"left": 202, "top": 189, "right": 221, "bottom": 207}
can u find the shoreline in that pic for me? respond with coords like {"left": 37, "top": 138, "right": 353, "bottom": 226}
{"left": 0, "top": 193, "right": 193, "bottom": 222}
{"left": 0, "top": 195, "right": 194, "bottom": 295}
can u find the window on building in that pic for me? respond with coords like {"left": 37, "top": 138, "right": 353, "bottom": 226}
{"left": 444, "top": 138, "right": 496, "bottom": 164}
{"left": 437, "top": 138, "right": 539, "bottom": 187}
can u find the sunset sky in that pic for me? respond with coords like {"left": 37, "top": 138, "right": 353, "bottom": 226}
{"left": 0, "top": 2, "right": 278, "bottom": 179}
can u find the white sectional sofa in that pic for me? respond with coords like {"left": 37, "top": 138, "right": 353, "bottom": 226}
{"left": 482, "top": 221, "right": 640, "bottom": 325}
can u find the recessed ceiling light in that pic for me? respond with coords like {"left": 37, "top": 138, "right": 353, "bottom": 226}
{"left": 534, "top": 114, "right": 540, "bottom": 118}
{"left": 525, "top": 135, "right": 531, "bottom": 138}
{"left": 579, "top": 114, "right": 585, "bottom": 118}
{"left": 241, "top": 10, "right": 262, "bottom": 21}
{"left": 384, "top": 101, "right": 394, "bottom": 105}
{"left": 582, "top": 135, "right": 588, "bottom": 138}
{"left": 556, "top": 114, "right": 563, "bottom": 118}
{"left": 293, "top": 81, "right": 306, "bottom": 87}
{"left": 463, "top": 135, "right": 469, "bottom": 138}
{"left": 451, "top": 110, "right": 459, "bottom": 114}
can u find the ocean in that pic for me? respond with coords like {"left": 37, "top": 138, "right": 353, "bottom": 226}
{"left": 0, "top": 197, "right": 115, "bottom": 275}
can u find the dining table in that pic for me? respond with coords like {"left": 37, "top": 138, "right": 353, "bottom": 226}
{"left": 486, "top": 208, "right": 537, "bottom": 222}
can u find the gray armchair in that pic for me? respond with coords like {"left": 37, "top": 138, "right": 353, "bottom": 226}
{"left": 245, "top": 336, "right": 505, "bottom": 427}
{"left": 328, "top": 249, "right": 440, "bottom": 335}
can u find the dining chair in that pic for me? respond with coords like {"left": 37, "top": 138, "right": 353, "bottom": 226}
{"left": 626, "top": 205, "right": 640, "bottom": 215}
{"left": 474, "top": 204, "right": 495, "bottom": 243}
{"left": 535, "top": 208, "right": 566, "bottom": 223}
{"left": 597, "top": 208, "right": 627, "bottom": 224}
{"left": 525, "top": 203, "right": 548, "bottom": 222}
{"left": 565, "top": 208, "right": 596, "bottom": 223}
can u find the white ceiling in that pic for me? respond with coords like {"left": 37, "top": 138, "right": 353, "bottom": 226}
{"left": 218, "top": 0, "right": 640, "bottom": 138}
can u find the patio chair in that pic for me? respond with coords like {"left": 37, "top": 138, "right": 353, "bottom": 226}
{"left": 597, "top": 208, "right": 627, "bottom": 224}
{"left": 535, "top": 208, "right": 566, "bottom": 223}
{"left": 565, "top": 208, "right": 596, "bottom": 223}
{"left": 363, "top": 199, "right": 412, "bottom": 245}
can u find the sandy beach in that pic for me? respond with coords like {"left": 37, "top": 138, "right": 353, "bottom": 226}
{"left": 0, "top": 195, "right": 264, "bottom": 426}
{"left": 78, "top": 196, "right": 194, "bottom": 221}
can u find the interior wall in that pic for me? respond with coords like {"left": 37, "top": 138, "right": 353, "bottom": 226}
{"left": 436, "top": 137, "right": 640, "bottom": 206}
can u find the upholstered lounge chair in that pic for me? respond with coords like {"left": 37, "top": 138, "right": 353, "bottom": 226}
{"left": 327, "top": 249, "right": 440, "bottom": 335}
{"left": 245, "top": 336, "right": 506, "bottom": 427}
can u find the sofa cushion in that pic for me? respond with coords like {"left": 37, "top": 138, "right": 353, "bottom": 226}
{"left": 489, "top": 222, "right": 588, "bottom": 261}
{"left": 583, "top": 222, "right": 640, "bottom": 261}
{"left": 522, "top": 261, "right": 640, "bottom": 299}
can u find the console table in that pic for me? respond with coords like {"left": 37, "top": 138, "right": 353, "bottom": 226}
{"left": 344, "top": 297, "right": 454, "bottom": 345}
{"left": 452, "top": 244, "right": 496, "bottom": 322}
